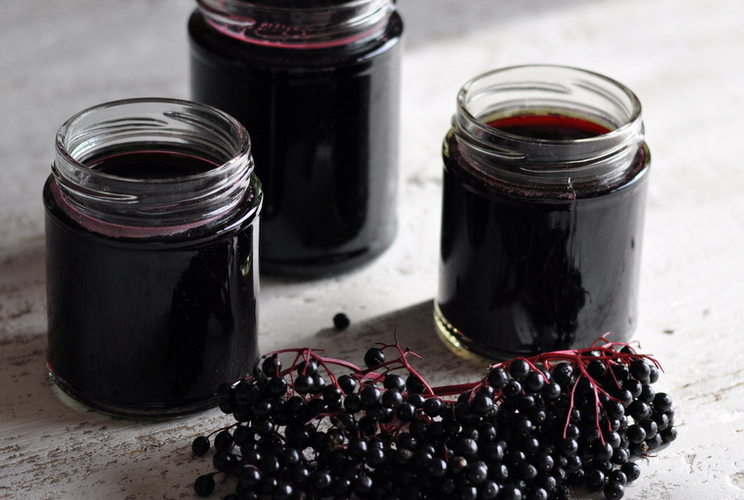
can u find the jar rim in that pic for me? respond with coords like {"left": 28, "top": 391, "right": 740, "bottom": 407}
{"left": 456, "top": 64, "right": 642, "bottom": 149}
{"left": 55, "top": 97, "right": 251, "bottom": 184}
{"left": 200, "top": 0, "right": 379, "bottom": 12}
{"left": 52, "top": 97, "right": 257, "bottom": 235}
{"left": 196, "top": 0, "right": 395, "bottom": 48}
{"left": 451, "top": 64, "right": 646, "bottom": 192}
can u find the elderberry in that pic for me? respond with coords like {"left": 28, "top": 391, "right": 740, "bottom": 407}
{"left": 604, "top": 480, "right": 625, "bottom": 500}
{"left": 364, "top": 347, "right": 385, "bottom": 369}
{"left": 333, "top": 312, "right": 351, "bottom": 331}
{"left": 509, "top": 358, "right": 531, "bottom": 380}
{"left": 405, "top": 373, "right": 426, "bottom": 394}
{"left": 193, "top": 474, "right": 215, "bottom": 497}
{"left": 189, "top": 338, "right": 677, "bottom": 500}
{"left": 191, "top": 435, "right": 210, "bottom": 456}
{"left": 213, "top": 430, "right": 233, "bottom": 452}
{"left": 620, "top": 461, "right": 641, "bottom": 482}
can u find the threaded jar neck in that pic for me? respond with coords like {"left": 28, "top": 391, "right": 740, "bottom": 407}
{"left": 451, "top": 65, "right": 646, "bottom": 196}
{"left": 52, "top": 98, "right": 255, "bottom": 237}
{"left": 195, "top": 0, "right": 395, "bottom": 48}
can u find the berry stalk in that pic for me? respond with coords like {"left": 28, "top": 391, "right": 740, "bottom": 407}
{"left": 190, "top": 337, "right": 677, "bottom": 500}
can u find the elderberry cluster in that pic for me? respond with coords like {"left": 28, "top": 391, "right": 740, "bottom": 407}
{"left": 190, "top": 339, "right": 676, "bottom": 500}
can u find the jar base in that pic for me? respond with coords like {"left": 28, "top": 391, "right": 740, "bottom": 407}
{"left": 434, "top": 302, "right": 535, "bottom": 364}
{"left": 48, "top": 362, "right": 217, "bottom": 419}
{"left": 434, "top": 303, "right": 636, "bottom": 364}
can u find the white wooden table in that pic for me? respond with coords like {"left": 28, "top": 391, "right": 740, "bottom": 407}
{"left": 2, "top": 0, "right": 743, "bottom": 498}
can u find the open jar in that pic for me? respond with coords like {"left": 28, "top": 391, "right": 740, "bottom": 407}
{"left": 435, "top": 65, "right": 651, "bottom": 361}
{"left": 44, "top": 98, "right": 263, "bottom": 417}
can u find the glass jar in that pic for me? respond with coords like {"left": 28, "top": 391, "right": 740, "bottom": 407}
{"left": 435, "top": 65, "right": 651, "bottom": 361}
{"left": 43, "top": 98, "right": 263, "bottom": 417}
{"left": 188, "top": 0, "right": 403, "bottom": 277}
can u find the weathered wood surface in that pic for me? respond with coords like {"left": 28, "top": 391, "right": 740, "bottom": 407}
{"left": 2, "top": 0, "right": 744, "bottom": 498}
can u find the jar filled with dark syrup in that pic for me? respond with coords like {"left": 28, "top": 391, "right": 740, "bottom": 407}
{"left": 188, "top": 0, "right": 403, "bottom": 277}
{"left": 43, "top": 98, "right": 263, "bottom": 417}
{"left": 435, "top": 65, "right": 651, "bottom": 361}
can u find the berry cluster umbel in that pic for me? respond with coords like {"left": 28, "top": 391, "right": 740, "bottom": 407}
{"left": 190, "top": 337, "right": 676, "bottom": 499}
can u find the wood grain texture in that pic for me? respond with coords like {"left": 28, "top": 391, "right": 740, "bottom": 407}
{"left": 2, "top": 0, "right": 744, "bottom": 498}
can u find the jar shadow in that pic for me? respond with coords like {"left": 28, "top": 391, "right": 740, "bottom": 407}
{"left": 306, "top": 299, "right": 488, "bottom": 387}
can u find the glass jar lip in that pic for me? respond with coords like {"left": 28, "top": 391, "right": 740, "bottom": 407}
{"left": 451, "top": 64, "right": 647, "bottom": 193}
{"left": 456, "top": 64, "right": 643, "bottom": 148}
{"left": 196, "top": 0, "right": 395, "bottom": 48}
{"left": 201, "top": 0, "right": 379, "bottom": 12}
{"left": 55, "top": 97, "right": 252, "bottom": 187}
{"left": 52, "top": 97, "right": 258, "bottom": 235}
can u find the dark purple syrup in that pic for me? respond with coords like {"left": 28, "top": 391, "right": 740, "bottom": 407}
{"left": 44, "top": 151, "right": 259, "bottom": 416}
{"left": 487, "top": 114, "right": 612, "bottom": 140}
{"left": 89, "top": 149, "right": 216, "bottom": 178}
{"left": 188, "top": 12, "right": 402, "bottom": 277}
{"left": 437, "top": 115, "right": 649, "bottom": 358}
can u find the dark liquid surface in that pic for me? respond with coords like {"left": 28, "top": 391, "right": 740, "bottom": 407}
{"left": 189, "top": 12, "right": 402, "bottom": 277}
{"left": 89, "top": 150, "right": 217, "bottom": 179}
{"left": 487, "top": 114, "right": 611, "bottom": 140}
{"left": 437, "top": 116, "right": 649, "bottom": 358}
{"left": 44, "top": 152, "right": 260, "bottom": 416}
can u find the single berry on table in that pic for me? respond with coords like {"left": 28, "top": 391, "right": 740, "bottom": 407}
{"left": 333, "top": 312, "right": 351, "bottom": 331}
